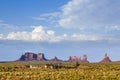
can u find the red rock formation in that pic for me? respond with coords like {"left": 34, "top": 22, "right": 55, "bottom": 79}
{"left": 100, "top": 53, "right": 112, "bottom": 63}
{"left": 24, "top": 52, "right": 34, "bottom": 61}
{"left": 68, "top": 56, "right": 81, "bottom": 62}
{"left": 37, "top": 53, "right": 44, "bottom": 61}
{"left": 18, "top": 52, "right": 47, "bottom": 61}
{"left": 81, "top": 55, "right": 89, "bottom": 63}
{"left": 51, "top": 56, "right": 62, "bottom": 61}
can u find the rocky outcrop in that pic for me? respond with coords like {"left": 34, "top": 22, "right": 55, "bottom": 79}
{"left": 50, "top": 56, "right": 62, "bottom": 62}
{"left": 68, "top": 56, "right": 81, "bottom": 62}
{"left": 81, "top": 55, "right": 89, "bottom": 63}
{"left": 18, "top": 52, "right": 113, "bottom": 63}
{"left": 68, "top": 55, "right": 89, "bottom": 63}
{"left": 37, "top": 53, "right": 47, "bottom": 61}
{"left": 18, "top": 52, "right": 47, "bottom": 61}
{"left": 100, "top": 53, "right": 112, "bottom": 63}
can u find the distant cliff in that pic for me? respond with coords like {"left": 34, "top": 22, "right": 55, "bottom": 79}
{"left": 17, "top": 52, "right": 112, "bottom": 63}
{"left": 18, "top": 52, "right": 47, "bottom": 61}
{"left": 17, "top": 52, "right": 89, "bottom": 63}
{"left": 68, "top": 54, "right": 89, "bottom": 63}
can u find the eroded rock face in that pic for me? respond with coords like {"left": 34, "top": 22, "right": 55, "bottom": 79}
{"left": 51, "top": 56, "right": 62, "bottom": 61}
{"left": 81, "top": 55, "right": 89, "bottom": 63}
{"left": 100, "top": 53, "right": 112, "bottom": 63}
{"left": 18, "top": 52, "right": 114, "bottom": 63}
{"left": 25, "top": 52, "right": 33, "bottom": 61}
{"left": 68, "top": 56, "right": 81, "bottom": 62}
{"left": 68, "top": 55, "right": 89, "bottom": 63}
{"left": 37, "top": 53, "right": 47, "bottom": 61}
{"left": 19, "top": 52, "right": 35, "bottom": 61}
{"left": 18, "top": 52, "right": 47, "bottom": 61}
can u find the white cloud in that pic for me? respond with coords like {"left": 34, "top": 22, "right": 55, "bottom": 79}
{"left": 59, "top": 0, "right": 92, "bottom": 29}
{"left": 31, "top": 26, "right": 48, "bottom": 41}
{"left": 61, "top": 0, "right": 90, "bottom": 16}
{"left": 6, "top": 26, "right": 47, "bottom": 42}
{"left": 40, "top": 12, "right": 60, "bottom": 17}
{"left": 5, "top": 26, "right": 63, "bottom": 42}
{"left": 58, "top": 0, "right": 120, "bottom": 31}
{"left": 106, "top": 25, "right": 120, "bottom": 31}
{"left": 47, "top": 30, "right": 55, "bottom": 36}
{"left": 32, "top": 26, "right": 45, "bottom": 33}
{"left": 7, "top": 32, "right": 31, "bottom": 41}
{"left": 70, "top": 34, "right": 120, "bottom": 42}
{"left": 71, "top": 34, "right": 101, "bottom": 41}
{"left": 0, "top": 25, "right": 117, "bottom": 43}
{"left": 33, "top": 12, "right": 60, "bottom": 24}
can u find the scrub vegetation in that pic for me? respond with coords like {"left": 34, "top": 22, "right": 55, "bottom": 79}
{"left": 0, "top": 61, "right": 120, "bottom": 80}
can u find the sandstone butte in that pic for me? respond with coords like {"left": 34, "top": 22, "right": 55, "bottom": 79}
{"left": 17, "top": 52, "right": 112, "bottom": 63}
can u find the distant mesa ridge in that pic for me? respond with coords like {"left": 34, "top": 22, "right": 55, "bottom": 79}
{"left": 17, "top": 52, "right": 111, "bottom": 63}
{"left": 18, "top": 52, "right": 47, "bottom": 61}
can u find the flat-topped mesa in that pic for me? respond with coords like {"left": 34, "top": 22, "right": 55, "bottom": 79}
{"left": 19, "top": 52, "right": 36, "bottom": 61}
{"left": 50, "top": 56, "right": 62, "bottom": 62}
{"left": 18, "top": 52, "right": 47, "bottom": 61}
{"left": 100, "top": 53, "right": 112, "bottom": 63}
{"left": 68, "top": 56, "right": 81, "bottom": 62}
{"left": 81, "top": 55, "right": 89, "bottom": 63}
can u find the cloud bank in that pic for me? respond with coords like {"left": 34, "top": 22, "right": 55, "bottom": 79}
{"left": 0, "top": 25, "right": 119, "bottom": 43}
{"left": 2, "top": 26, "right": 67, "bottom": 42}
{"left": 59, "top": 0, "right": 120, "bottom": 31}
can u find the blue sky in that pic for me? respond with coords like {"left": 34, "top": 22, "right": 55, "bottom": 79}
{"left": 0, "top": 0, "right": 120, "bottom": 62}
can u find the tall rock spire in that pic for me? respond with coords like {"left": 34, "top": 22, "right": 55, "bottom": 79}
{"left": 100, "top": 53, "right": 112, "bottom": 63}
